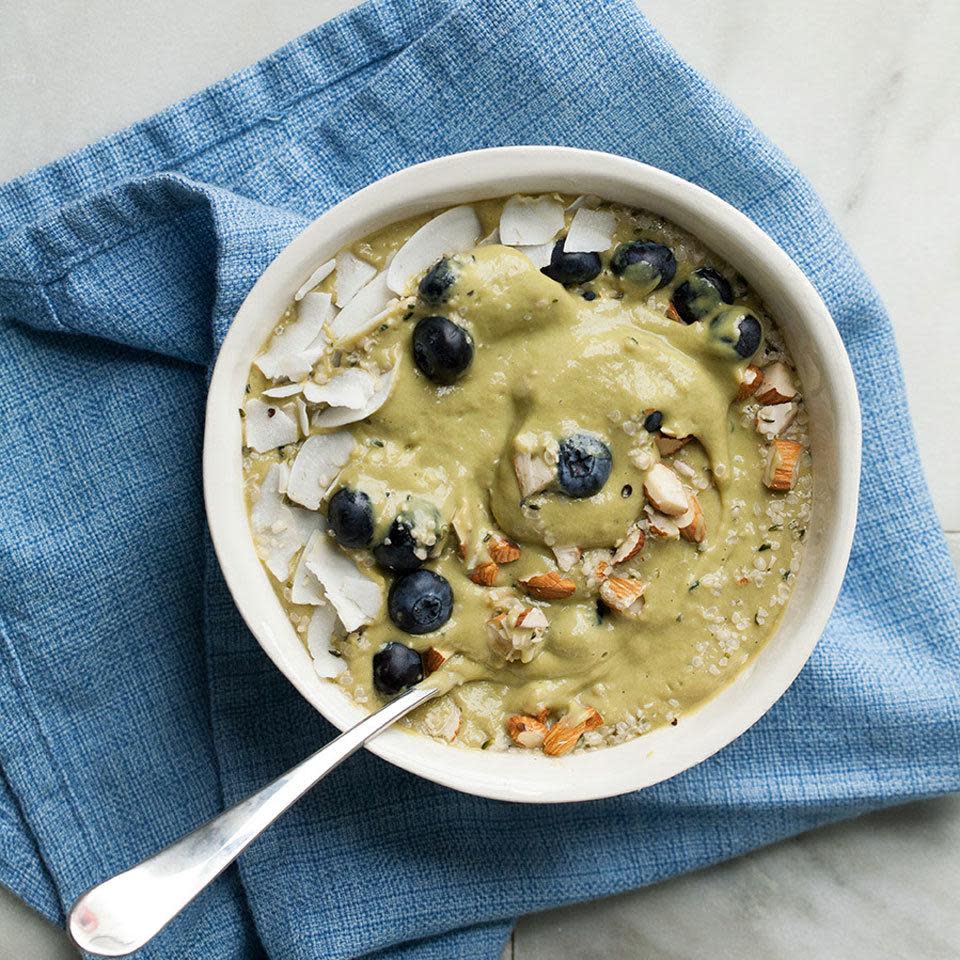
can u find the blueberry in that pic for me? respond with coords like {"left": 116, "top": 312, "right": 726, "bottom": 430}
{"left": 373, "top": 499, "right": 445, "bottom": 573}
{"left": 372, "top": 641, "right": 423, "bottom": 696}
{"left": 708, "top": 307, "right": 763, "bottom": 359}
{"left": 373, "top": 517, "right": 423, "bottom": 573}
{"left": 610, "top": 241, "right": 677, "bottom": 294}
{"left": 541, "top": 239, "right": 602, "bottom": 285}
{"left": 388, "top": 569, "right": 453, "bottom": 635}
{"left": 326, "top": 487, "right": 374, "bottom": 549}
{"left": 412, "top": 316, "right": 474, "bottom": 384}
{"left": 734, "top": 313, "right": 763, "bottom": 358}
{"left": 418, "top": 258, "right": 457, "bottom": 305}
{"left": 643, "top": 410, "right": 663, "bottom": 432}
{"left": 671, "top": 267, "right": 733, "bottom": 324}
{"left": 557, "top": 433, "right": 613, "bottom": 498}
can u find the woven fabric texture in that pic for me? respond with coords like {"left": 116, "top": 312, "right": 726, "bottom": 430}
{"left": 1, "top": 1, "right": 958, "bottom": 957}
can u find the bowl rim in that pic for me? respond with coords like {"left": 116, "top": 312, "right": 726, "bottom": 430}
{"left": 204, "top": 145, "right": 861, "bottom": 803}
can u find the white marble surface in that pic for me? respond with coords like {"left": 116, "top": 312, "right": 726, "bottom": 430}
{"left": 0, "top": 1, "right": 958, "bottom": 958}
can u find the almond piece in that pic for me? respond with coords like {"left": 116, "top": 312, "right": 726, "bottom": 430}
{"left": 678, "top": 493, "right": 706, "bottom": 543}
{"left": 515, "top": 606, "right": 549, "bottom": 629}
{"left": 755, "top": 361, "right": 797, "bottom": 404}
{"left": 488, "top": 538, "right": 521, "bottom": 564}
{"left": 520, "top": 572, "right": 576, "bottom": 600}
{"left": 422, "top": 647, "right": 449, "bottom": 673}
{"left": 551, "top": 544, "right": 582, "bottom": 572}
{"left": 646, "top": 508, "right": 680, "bottom": 540}
{"left": 644, "top": 462, "right": 689, "bottom": 516}
{"left": 513, "top": 451, "right": 554, "bottom": 498}
{"left": 580, "top": 548, "right": 613, "bottom": 587}
{"left": 763, "top": 438, "right": 803, "bottom": 491}
{"left": 451, "top": 502, "right": 472, "bottom": 561}
{"left": 469, "top": 561, "right": 499, "bottom": 586}
{"left": 612, "top": 526, "right": 646, "bottom": 564}
{"left": 755, "top": 402, "right": 797, "bottom": 440}
{"left": 507, "top": 715, "right": 548, "bottom": 749}
{"left": 599, "top": 577, "right": 647, "bottom": 618}
{"left": 542, "top": 706, "right": 603, "bottom": 756}
{"left": 655, "top": 434, "right": 692, "bottom": 457}
{"left": 736, "top": 364, "right": 764, "bottom": 400}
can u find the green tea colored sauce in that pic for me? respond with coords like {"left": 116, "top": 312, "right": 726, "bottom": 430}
{"left": 245, "top": 197, "right": 811, "bottom": 751}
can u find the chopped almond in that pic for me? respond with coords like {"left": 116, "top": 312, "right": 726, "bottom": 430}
{"left": 736, "top": 364, "right": 764, "bottom": 400}
{"left": 542, "top": 706, "right": 603, "bottom": 756}
{"left": 421, "top": 647, "right": 449, "bottom": 674}
{"left": 655, "top": 434, "right": 692, "bottom": 457}
{"left": 666, "top": 303, "right": 682, "bottom": 323}
{"left": 485, "top": 592, "right": 550, "bottom": 663}
{"left": 644, "top": 462, "right": 689, "bottom": 516}
{"left": 551, "top": 544, "right": 582, "bottom": 572}
{"left": 646, "top": 508, "right": 680, "bottom": 540}
{"left": 507, "top": 715, "right": 548, "bottom": 749}
{"left": 612, "top": 525, "right": 646, "bottom": 564}
{"left": 755, "top": 402, "right": 797, "bottom": 440}
{"left": 513, "top": 451, "right": 554, "bottom": 498}
{"left": 515, "top": 606, "right": 549, "bottom": 629}
{"left": 677, "top": 493, "right": 706, "bottom": 543}
{"left": 451, "top": 502, "right": 472, "bottom": 561}
{"left": 763, "top": 438, "right": 803, "bottom": 491}
{"left": 755, "top": 361, "right": 797, "bottom": 404}
{"left": 580, "top": 549, "right": 612, "bottom": 587}
{"left": 488, "top": 538, "right": 521, "bottom": 564}
{"left": 468, "top": 561, "right": 499, "bottom": 586}
{"left": 520, "top": 572, "right": 576, "bottom": 600}
{"left": 599, "top": 577, "right": 647, "bottom": 618}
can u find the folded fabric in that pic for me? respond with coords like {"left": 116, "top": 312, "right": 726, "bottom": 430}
{"left": 1, "top": 1, "right": 959, "bottom": 958}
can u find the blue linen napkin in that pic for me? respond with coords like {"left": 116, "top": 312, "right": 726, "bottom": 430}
{"left": 1, "top": 0, "right": 959, "bottom": 957}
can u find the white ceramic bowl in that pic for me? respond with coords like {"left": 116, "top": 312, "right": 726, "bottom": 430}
{"left": 204, "top": 146, "right": 861, "bottom": 803}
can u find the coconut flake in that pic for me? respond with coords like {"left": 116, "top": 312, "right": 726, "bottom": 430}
{"left": 262, "top": 383, "right": 303, "bottom": 399}
{"left": 244, "top": 399, "right": 299, "bottom": 452}
{"left": 294, "top": 259, "right": 336, "bottom": 301}
{"left": 302, "top": 531, "right": 381, "bottom": 632}
{"left": 306, "top": 603, "right": 346, "bottom": 678}
{"left": 303, "top": 368, "right": 377, "bottom": 409}
{"left": 327, "top": 272, "right": 393, "bottom": 344}
{"left": 291, "top": 548, "right": 326, "bottom": 605}
{"left": 295, "top": 397, "right": 310, "bottom": 436}
{"left": 564, "top": 207, "right": 617, "bottom": 253}
{"left": 516, "top": 243, "right": 555, "bottom": 268}
{"left": 386, "top": 206, "right": 481, "bottom": 295}
{"left": 286, "top": 432, "right": 355, "bottom": 510}
{"left": 334, "top": 251, "right": 377, "bottom": 308}
{"left": 251, "top": 465, "right": 324, "bottom": 580}
{"left": 254, "top": 293, "right": 332, "bottom": 380}
{"left": 275, "top": 462, "right": 290, "bottom": 496}
{"left": 499, "top": 196, "right": 564, "bottom": 246}
{"left": 566, "top": 194, "right": 602, "bottom": 212}
{"left": 312, "top": 364, "right": 398, "bottom": 428}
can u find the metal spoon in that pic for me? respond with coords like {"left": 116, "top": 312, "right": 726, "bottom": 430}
{"left": 67, "top": 684, "right": 438, "bottom": 956}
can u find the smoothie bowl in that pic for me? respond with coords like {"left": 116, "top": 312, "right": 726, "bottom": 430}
{"left": 204, "top": 147, "right": 860, "bottom": 802}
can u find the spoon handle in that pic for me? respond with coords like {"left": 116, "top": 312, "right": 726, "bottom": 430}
{"left": 67, "top": 685, "right": 437, "bottom": 957}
